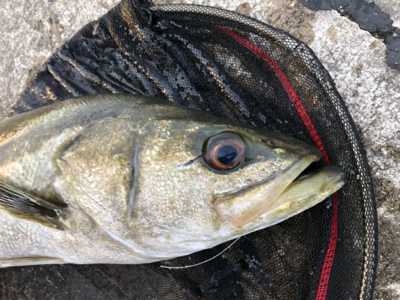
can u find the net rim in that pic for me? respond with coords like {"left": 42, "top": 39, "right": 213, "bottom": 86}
{"left": 150, "top": 4, "right": 378, "bottom": 299}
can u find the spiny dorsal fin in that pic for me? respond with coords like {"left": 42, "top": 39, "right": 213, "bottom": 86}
{"left": 0, "top": 181, "right": 68, "bottom": 230}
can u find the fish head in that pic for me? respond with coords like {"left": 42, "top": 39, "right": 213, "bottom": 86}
{"left": 130, "top": 115, "right": 345, "bottom": 258}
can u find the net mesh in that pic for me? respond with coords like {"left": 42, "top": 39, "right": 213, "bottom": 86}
{"left": 0, "top": 0, "right": 377, "bottom": 299}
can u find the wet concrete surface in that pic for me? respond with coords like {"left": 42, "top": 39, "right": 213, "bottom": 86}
{"left": 0, "top": 0, "right": 399, "bottom": 298}
{"left": 300, "top": 0, "right": 400, "bottom": 71}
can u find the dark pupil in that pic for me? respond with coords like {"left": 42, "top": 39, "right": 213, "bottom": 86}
{"left": 217, "top": 145, "right": 238, "bottom": 165}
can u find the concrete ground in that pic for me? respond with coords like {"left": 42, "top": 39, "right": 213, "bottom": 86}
{"left": 0, "top": 0, "right": 399, "bottom": 299}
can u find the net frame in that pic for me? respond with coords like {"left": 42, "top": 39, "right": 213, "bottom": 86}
{"left": 1, "top": 1, "right": 377, "bottom": 299}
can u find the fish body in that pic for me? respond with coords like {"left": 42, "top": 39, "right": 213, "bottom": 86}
{"left": 0, "top": 94, "right": 345, "bottom": 267}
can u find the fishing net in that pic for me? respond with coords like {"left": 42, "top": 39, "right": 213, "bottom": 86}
{"left": 0, "top": 0, "right": 377, "bottom": 299}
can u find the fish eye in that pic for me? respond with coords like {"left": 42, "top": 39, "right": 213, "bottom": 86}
{"left": 204, "top": 132, "right": 245, "bottom": 171}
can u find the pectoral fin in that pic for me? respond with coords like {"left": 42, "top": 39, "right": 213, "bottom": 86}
{"left": 0, "top": 257, "right": 65, "bottom": 268}
{"left": 0, "top": 181, "right": 68, "bottom": 230}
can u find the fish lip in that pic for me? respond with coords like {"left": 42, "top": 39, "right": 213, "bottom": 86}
{"left": 213, "top": 154, "right": 323, "bottom": 227}
{"left": 213, "top": 170, "right": 285, "bottom": 203}
{"left": 213, "top": 155, "right": 317, "bottom": 203}
{"left": 254, "top": 165, "right": 346, "bottom": 223}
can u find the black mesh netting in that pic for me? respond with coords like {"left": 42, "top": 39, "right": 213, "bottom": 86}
{"left": 0, "top": 0, "right": 377, "bottom": 299}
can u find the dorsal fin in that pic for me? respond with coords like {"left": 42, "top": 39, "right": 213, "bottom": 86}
{"left": 0, "top": 181, "right": 68, "bottom": 230}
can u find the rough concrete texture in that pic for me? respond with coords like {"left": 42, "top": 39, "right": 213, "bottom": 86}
{"left": 0, "top": 0, "right": 119, "bottom": 120}
{"left": 300, "top": 0, "right": 394, "bottom": 39}
{"left": 369, "top": 0, "right": 400, "bottom": 70}
{"left": 0, "top": 0, "right": 399, "bottom": 299}
{"left": 309, "top": 12, "right": 400, "bottom": 299}
{"left": 367, "top": 0, "right": 400, "bottom": 28}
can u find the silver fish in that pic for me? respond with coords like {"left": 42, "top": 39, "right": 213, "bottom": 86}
{"left": 0, "top": 94, "right": 345, "bottom": 267}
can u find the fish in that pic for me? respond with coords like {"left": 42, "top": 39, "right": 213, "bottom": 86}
{"left": 0, "top": 94, "right": 345, "bottom": 267}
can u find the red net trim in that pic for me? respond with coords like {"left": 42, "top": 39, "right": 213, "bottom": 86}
{"left": 215, "top": 25, "right": 338, "bottom": 300}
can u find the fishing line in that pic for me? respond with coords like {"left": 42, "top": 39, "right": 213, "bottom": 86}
{"left": 159, "top": 237, "right": 241, "bottom": 269}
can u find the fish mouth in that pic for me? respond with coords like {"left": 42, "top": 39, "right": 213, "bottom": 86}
{"left": 214, "top": 156, "right": 346, "bottom": 228}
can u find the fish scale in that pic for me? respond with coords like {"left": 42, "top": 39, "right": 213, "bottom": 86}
{"left": 0, "top": 94, "right": 345, "bottom": 267}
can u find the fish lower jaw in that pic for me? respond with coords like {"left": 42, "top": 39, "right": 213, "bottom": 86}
{"left": 213, "top": 155, "right": 319, "bottom": 227}
{"left": 235, "top": 166, "right": 346, "bottom": 234}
